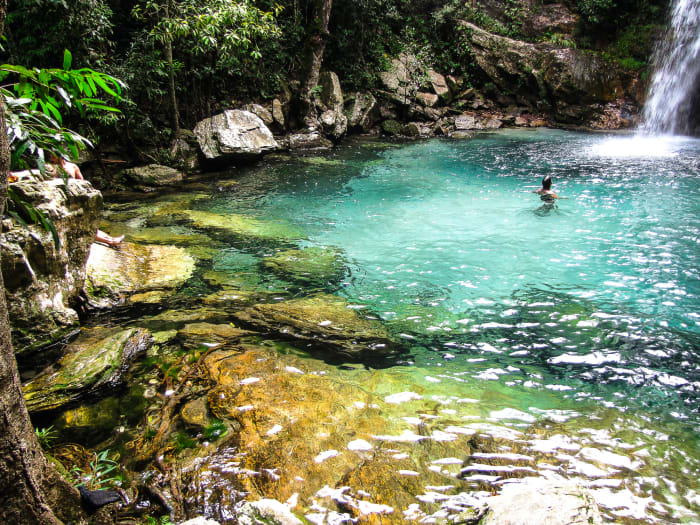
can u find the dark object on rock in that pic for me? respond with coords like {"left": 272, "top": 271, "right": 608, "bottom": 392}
{"left": 78, "top": 485, "right": 123, "bottom": 513}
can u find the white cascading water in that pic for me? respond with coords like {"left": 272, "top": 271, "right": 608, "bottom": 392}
{"left": 641, "top": 0, "right": 700, "bottom": 135}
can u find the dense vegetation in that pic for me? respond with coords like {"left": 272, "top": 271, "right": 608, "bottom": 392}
{"left": 2, "top": 0, "right": 669, "bottom": 155}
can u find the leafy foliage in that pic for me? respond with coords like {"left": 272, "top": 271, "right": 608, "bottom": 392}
{"left": 0, "top": 50, "right": 124, "bottom": 170}
{"left": 70, "top": 449, "right": 122, "bottom": 490}
{"left": 34, "top": 425, "right": 58, "bottom": 449}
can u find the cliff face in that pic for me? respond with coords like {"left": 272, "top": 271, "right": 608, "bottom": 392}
{"left": 1, "top": 178, "right": 102, "bottom": 356}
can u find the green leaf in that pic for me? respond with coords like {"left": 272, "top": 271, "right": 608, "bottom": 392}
{"left": 62, "top": 49, "right": 72, "bottom": 70}
{"left": 35, "top": 208, "right": 61, "bottom": 249}
{"left": 92, "top": 75, "right": 119, "bottom": 98}
{"left": 7, "top": 211, "right": 28, "bottom": 228}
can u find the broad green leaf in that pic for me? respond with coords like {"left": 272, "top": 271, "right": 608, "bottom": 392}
{"left": 62, "top": 50, "right": 72, "bottom": 70}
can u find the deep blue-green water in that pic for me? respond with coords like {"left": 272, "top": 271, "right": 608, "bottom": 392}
{"left": 207, "top": 130, "right": 700, "bottom": 426}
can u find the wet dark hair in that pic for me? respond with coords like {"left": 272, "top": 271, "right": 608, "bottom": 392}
{"left": 542, "top": 175, "right": 552, "bottom": 190}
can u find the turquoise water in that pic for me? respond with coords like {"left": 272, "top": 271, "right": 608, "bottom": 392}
{"left": 206, "top": 130, "right": 700, "bottom": 425}
{"left": 102, "top": 128, "right": 700, "bottom": 523}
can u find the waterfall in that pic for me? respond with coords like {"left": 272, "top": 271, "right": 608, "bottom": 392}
{"left": 641, "top": 0, "right": 700, "bottom": 136}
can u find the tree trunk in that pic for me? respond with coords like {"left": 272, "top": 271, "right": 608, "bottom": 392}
{"left": 0, "top": 78, "right": 63, "bottom": 525}
{"left": 0, "top": 3, "right": 98, "bottom": 523}
{"left": 298, "top": 0, "right": 332, "bottom": 124}
{"left": 164, "top": 0, "right": 180, "bottom": 136}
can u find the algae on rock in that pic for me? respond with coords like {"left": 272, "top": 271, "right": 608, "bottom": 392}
{"left": 262, "top": 246, "right": 348, "bottom": 289}
{"left": 233, "top": 294, "right": 400, "bottom": 362}
{"left": 23, "top": 327, "right": 152, "bottom": 413}
{"left": 86, "top": 242, "right": 196, "bottom": 301}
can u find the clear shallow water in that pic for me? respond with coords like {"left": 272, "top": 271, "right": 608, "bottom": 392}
{"left": 104, "top": 129, "right": 700, "bottom": 523}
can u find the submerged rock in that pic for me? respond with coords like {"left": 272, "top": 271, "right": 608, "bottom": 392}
{"left": 232, "top": 294, "right": 399, "bottom": 362}
{"left": 237, "top": 499, "right": 304, "bottom": 525}
{"left": 23, "top": 327, "right": 152, "bottom": 413}
{"left": 261, "top": 246, "right": 347, "bottom": 289}
{"left": 481, "top": 478, "right": 603, "bottom": 525}
{"left": 177, "top": 322, "right": 253, "bottom": 348}
{"left": 86, "top": 242, "right": 195, "bottom": 301}
{"left": 182, "top": 209, "right": 302, "bottom": 243}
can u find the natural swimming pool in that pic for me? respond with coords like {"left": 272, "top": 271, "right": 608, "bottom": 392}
{"left": 92, "top": 129, "right": 700, "bottom": 523}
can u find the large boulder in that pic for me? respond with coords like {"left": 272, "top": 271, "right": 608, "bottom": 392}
{"left": 193, "top": 110, "right": 279, "bottom": 163}
{"left": 23, "top": 327, "right": 152, "bottom": 413}
{"left": 318, "top": 72, "right": 347, "bottom": 140}
{"left": 461, "top": 21, "right": 632, "bottom": 123}
{"left": 378, "top": 53, "right": 423, "bottom": 105}
{"left": 232, "top": 294, "right": 400, "bottom": 362}
{"left": 2, "top": 178, "right": 102, "bottom": 354}
{"left": 344, "top": 92, "right": 380, "bottom": 133}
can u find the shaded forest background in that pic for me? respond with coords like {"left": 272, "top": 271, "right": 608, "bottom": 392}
{"left": 2, "top": 0, "right": 669, "bottom": 158}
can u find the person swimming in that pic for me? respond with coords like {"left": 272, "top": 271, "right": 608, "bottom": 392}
{"left": 534, "top": 175, "right": 559, "bottom": 203}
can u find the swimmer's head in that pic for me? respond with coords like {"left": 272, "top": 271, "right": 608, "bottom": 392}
{"left": 542, "top": 175, "right": 552, "bottom": 190}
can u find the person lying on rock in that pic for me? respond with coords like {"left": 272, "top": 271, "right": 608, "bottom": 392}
{"left": 47, "top": 153, "right": 124, "bottom": 247}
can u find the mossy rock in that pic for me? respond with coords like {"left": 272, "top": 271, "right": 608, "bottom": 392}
{"left": 233, "top": 294, "right": 401, "bottom": 362}
{"left": 23, "top": 327, "right": 152, "bottom": 413}
{"left": 182, "top": 210, "right": 303, "bottom": 243}
{"left": 177, "top": 322, "right": 253, "bottom": 348}
{"left": 261, "top": 246, "right": 347, "bottom": 289}
{"left": 86, "top": 242, "right": 196, "bottom": 298}
{"left": 381, "top": 119, "right": 402, "bottom": 136}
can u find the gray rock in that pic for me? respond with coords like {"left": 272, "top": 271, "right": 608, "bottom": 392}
{"left": 272, "top": 98, "right": 285, "bottom": 129}
{"left": 237, "top": 499, "right": 303, "bottom": 525}
{"left": 180, "top": 518, "right": 221, "bottom": 525}
{"left": 2, "top": 179, "right": 102, "bottom": 354}
{"left": 286, "top": 131, "right": 333, "bottom": 151}
{"left": 243, "top": 104, "right": 274, "bottom": 126}
{"left": 320, "top": 109, "right": 348, "bottom": 141}
{"left": 123, "top": 164, "right": 185, "bottom": 187}
{"left": 428, "top": 69, "right": 451, "bottom": 101}
{"left": 455, "top": 114, "right": 479, "bottom": 130}
{"left": 319, "top": 71, "right": 344, "bottom": 111}
{"left": 193, "top": 110, "right": 279, "bottom": 161}
{"left": 344, "top": 92, "right": 379, "bottom": 133}
{"left": 416, "top": 92, "right": 439, "bottom": 108}
{"left": 169, "top": 131, "right": 200, "bottom": 172}
{"left": 481, "top": 479, "right": 603, "bottom": 525}
{"left": 379, "top": 53, "right": 421, "bottom": 95}
{"left": 462, "top": 21, "right": 631, "bottom": 123}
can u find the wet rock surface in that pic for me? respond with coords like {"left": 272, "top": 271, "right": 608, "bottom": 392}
{"left": 481, "top": 478, "right": 603, "bottom": 525}
{"left": 232, "top": 294, "right": 400, "bottom": 362}
{"left": 86, "top": 242, "right": 196, "bottom": 300}
{"left": 23, "top": 327, "right": 152, "bottom": 413}
{"left": 122, "top": 163, "right": 185, "bottom": 188}
{"left": 261, "top": 246, "right": 347, "bottom": 289}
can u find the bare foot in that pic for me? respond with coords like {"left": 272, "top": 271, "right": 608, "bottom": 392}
{"left": 96, "top": 230, "right": 124, "bottom": 247}
{"left": 106, "top": 235, "right": 124, "bottom": 246}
